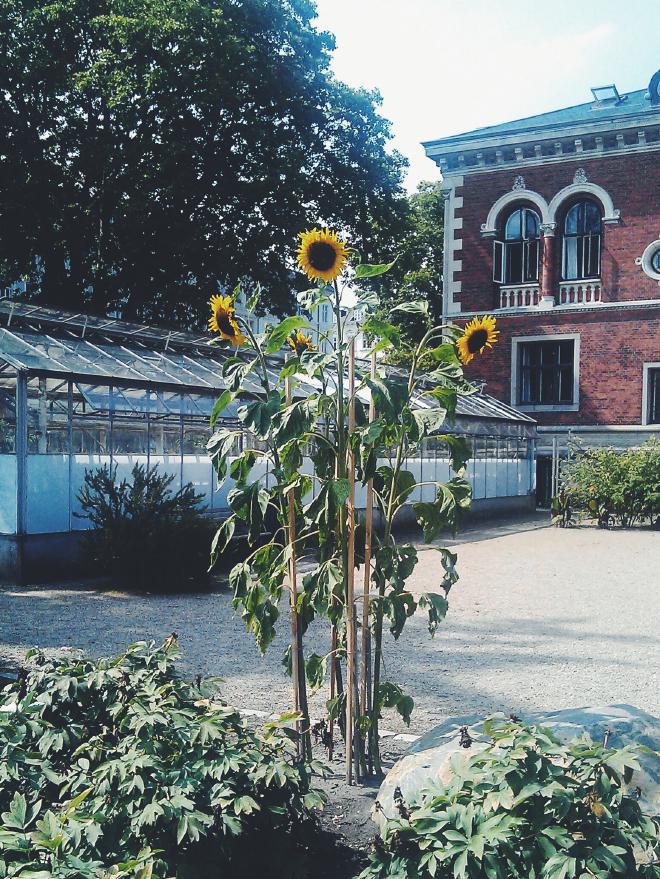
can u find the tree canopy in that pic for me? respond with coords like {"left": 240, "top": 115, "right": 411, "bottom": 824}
{"left": 368, "top": 181, "right": 445, "bottom": 363}
{"left": 0, "top": 0, "right": 408, "bottom": 324}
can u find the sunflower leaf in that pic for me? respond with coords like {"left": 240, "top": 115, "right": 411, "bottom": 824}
{"left": 265, "top": 316, "right": 310, "bottom": 354}
{"left": 355, "top": 260, "right": 397, "bottom": 278}
{"left": 390, "top": 300, "right": 429, "bottom": 316}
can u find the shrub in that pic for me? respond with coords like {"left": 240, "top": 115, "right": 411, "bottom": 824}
{"left": 557, "top": 439, "right": 660, "bottom": 528}
{"left": 0, "top": 640, "right": 326, "bottom": 879}
{"left": 76, "top": 463, "right": 214, "bottom": 590}
{"left": 360, "top": 715, "right": 660, "bottom": 879}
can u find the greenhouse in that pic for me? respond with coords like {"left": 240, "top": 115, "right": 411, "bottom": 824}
{"left": 0, "top": 301, "right": 537, "bottom": 580}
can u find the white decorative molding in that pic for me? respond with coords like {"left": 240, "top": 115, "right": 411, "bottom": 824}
{"left": 540, "top": 222, "right": 557, "bottom": 237}
{"left": 481, "top": 189, "right": 551, "bottom": 236}
{"left": 637, "top": 237, "right": 660, "bottom": 285}
{"left": 512, "top": 175, "right": 526, "bottom": 190}
{"left": 441, "top": 177, "right": 464, "bottom": 318}
{"left": 573, "top": 167, "right": 588, "bottom": 184}
{"left": 547, "top": 182, "right": 620, "bottom": 225}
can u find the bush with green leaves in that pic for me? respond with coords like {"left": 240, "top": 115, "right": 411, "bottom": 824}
{"left": 77, "top": 463, "right": 214, "bottom": 590}
{"left": 360, "top": 716, "right": 660, "bottom": 879}
{"left": 557, "top": 439, "right": 660, "bottom": 528}
{"left": 0, "top": 639, "right": 326, "bottom": 879}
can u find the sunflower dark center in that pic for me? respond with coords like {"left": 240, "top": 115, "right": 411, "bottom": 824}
{"left": 467, "top": 328, "right": 488, "bottom": 353}
{"left": 308, "top": 241, "right": 338, "bottom": 272}
{"left": 217, "top": 311, "right": 236, "bottom": 336}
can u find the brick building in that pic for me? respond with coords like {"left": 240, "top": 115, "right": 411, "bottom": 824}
{"left": 424, "top": 69, "right": 660, "bottom": 502}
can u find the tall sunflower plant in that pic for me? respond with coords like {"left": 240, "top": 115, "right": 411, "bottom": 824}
{"left": 205, "top": 228, "right": 498, "bottom": 780}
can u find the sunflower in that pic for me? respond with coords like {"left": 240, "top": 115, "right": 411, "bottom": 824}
{"left": 288, "top": 329, "right": 316, "bottom": 356}
{"left": 456, "top": 315, "right": 499, "bottom": 365}
{"left": 297, "top": 228, "right": 348, "bottom": 283}
{"left": 208, "top": 294, "right": 246, "bottom": 346}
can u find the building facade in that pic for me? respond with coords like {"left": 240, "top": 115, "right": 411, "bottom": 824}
{"left": 424, "top": 70, "right": 660, "bottom": 500}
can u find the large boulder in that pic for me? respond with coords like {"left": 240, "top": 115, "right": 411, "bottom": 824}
{"left": 374, "top": 704, "right": 660, "bottom": 827}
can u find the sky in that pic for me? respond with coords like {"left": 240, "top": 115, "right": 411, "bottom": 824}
{"left": 313, "top": 0, "right": 660, "bottom": 191}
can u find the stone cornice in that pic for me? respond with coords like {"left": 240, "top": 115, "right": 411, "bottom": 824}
{"left": 450, "top": 299, "right": 660, "bottom": 320}
{"left": 428, "top": 124, "right": 660, "bottom": 177}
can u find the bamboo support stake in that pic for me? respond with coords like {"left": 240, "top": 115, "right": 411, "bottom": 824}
{"left": 346, "top": 338, "right": 359, "bottom": 784}
{"left": 360, "top": 351, "right": 376, "bottom": 768}
{"left": 285, "top": 367, "right": 308, "bottom": 759}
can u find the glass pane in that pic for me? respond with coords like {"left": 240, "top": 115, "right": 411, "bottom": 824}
{"left": 505, "top": 209, "right": 522, "bottom": 241}
{"left": 505, "top": 241, "right": 523, "bottom": 283}
{"left": 584, "top": 201, "right": 601, "bottom": 233}
{"left": 563, "top": 237, "right": 578, "bottom": 280}
{"left": 182, "top": 426, "right": 211, "bottom": 455}
{"left": 26, "top": 377, "right": 70, "bottom": 454}
{"left": 525, "top": 209, "right": 540, "bottom": 239}
{"left": 564, "top": 203, "right": 579, "bottom": 235}
{"left": 112, "top": 419, "right": 149, "bottom": 455}
{"left": 72, "top": 383, "right": 111, "bottom": 454}
{"left": 0, "top": 374, "right": 16, "bottom": 454}
{"left": 650, "top": 370, "right": 660, "bottom": 424}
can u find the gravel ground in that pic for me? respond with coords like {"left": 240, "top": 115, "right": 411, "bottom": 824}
{"left": 1, "top": 515, "right": 659, "bottom": 730}
{"left": 2, "top": 514, "right": 658, "bottom": 865}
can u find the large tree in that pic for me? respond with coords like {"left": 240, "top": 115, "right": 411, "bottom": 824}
{"left": 0, "top": 0, "right": 407, "bottom": 323}
{"left": 367, "top": 180, "right": 445, "bottom": 364}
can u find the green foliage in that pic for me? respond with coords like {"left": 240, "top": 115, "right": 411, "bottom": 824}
{"left": 208, "top": 267, "right": 475, "bottom": 774}
{"left": 0, "top": 0, "right": 407, "bottom": 320}
{"left": 360, "top": 716, "right": 660, "bottom": 879}
{"left": 367, "top": 181, "right": 445, "bottom": 365}
{"left": 76, "top": 463, "right": 213, "bottom": 591}
{"left": 0, "top": 640, "right": 326, "bottom": 879}
{"left": 558, "top": 440, "right": 660, "bottom": 528}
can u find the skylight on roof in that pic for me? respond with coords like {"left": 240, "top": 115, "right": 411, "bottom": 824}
{"left": 591, "top": 84, "right": 621, "bottom": 105}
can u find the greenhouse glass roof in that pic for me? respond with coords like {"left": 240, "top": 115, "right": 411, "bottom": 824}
{"left": 0, "top": 301, "right": 534, "bottom": 425}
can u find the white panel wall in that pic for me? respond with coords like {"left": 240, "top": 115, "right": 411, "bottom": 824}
{"left": 0, "top": 456, "right": 17, "bottom": 534}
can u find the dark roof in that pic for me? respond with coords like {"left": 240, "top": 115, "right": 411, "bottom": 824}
{"left": 424, "top": 86, "right": 658, "bottom": 148}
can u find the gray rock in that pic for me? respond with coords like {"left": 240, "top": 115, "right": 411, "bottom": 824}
{"left": 374, "top": 704, "right": 660, "bottom": 827}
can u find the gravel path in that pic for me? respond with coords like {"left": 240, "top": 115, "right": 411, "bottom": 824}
{"left": 1, "top": 515, "right": 659, "bottom": 733}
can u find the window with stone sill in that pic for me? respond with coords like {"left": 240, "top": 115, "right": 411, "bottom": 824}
{"left": 517, "top": 340, "right": 575, "bottom": 407}
{"left": 647, "top": 368, "right": 660, "bottom": 425}
{"left": 561, "top": 200, "right": 602, "bottom": 281}
{"left": 493, "top": 207, "right": 540, "bottom": 285}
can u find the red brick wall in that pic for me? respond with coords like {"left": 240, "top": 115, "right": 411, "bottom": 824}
{"left": 461, "top": 308, "right": 660, "bottom": 426}
{"left": 455, "top": 152, "right": 660, "bottom": 313}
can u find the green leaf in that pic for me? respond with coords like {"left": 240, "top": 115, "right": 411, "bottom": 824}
{"left": 330, "top": 478, "right": 350, "bottom": 507}
{"left": 390, "top": 300, "right": 429, "bottom": 316}
{"left": 209, "top": 516, "right": 236, "bottom": 569}
{"left": 305, "top": 653, "right": 326, "bottom": 693}
{"left": 238, "top": 389, "right": 281, "bottom": 437}
{"left": 412, "top": 407, "right": 447, "bottom": 441}
{"left": 362, "top": 315, "right": 401, "bottom": 349}
{"left": 354, "top": 259, "right": 397, "bottom": 278}
{"left": 265, "top": 316, "right": 310, "bottom": 354}
{"left": 418, "top": 592, "right": 449, "bottom": 636}
{"left": 228, "top": 482, "right": 270, "bottom": 544}
{"left": 210, "top": 389, "right": 235, "bottom": 429}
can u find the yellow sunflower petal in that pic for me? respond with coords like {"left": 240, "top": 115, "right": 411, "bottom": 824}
{"left": 297, "top": 227, "right": 349, "bottom": 283}
{"left": 456, "top": 315, "right": 499, "bottom": 366}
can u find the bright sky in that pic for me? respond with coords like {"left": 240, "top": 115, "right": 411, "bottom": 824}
{"left": 313, "top": 0, "right": 660, "bottom": 191}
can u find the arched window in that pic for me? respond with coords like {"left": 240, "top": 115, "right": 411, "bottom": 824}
{"left": 493, "top": 207, "right": 540, "bottom": 285}
{"left": 562, "top": 200, "right": 602, "bottom": 280}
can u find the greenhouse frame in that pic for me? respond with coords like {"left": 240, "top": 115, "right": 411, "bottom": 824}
{"left": 0, "top": 301, "right": 537, "bottom": 581}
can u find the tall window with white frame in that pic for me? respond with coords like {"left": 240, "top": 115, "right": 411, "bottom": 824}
{"left": 647, "top": 368, "right": 660, "bottom": 425}
{"left": 494, "top": 207, "right": 541, "bottom": 285}
{"left": 562, "top": 200, "right": 602, "bottom": 281}
{"left": 517, "top": 339, "right": 575, "bottom": 407}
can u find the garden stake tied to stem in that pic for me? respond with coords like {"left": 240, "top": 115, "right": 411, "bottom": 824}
{"left": 207, "top": 227, "right": 500, "bottom": 784}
